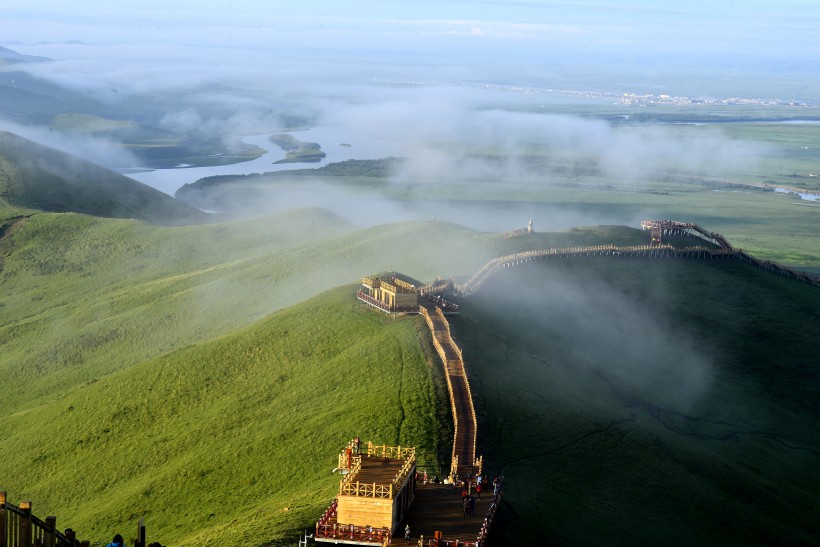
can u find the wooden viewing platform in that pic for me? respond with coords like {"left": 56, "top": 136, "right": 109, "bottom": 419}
{"left": 316, "top": 441, "right": 417, "bottom": 546}
{"left": 347, "top": 275, "right": 496, "bottom": 545}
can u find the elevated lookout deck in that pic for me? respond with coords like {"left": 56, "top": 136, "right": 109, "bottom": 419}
{"left": 316, "top": 442, "right": 417, "bottom": 545}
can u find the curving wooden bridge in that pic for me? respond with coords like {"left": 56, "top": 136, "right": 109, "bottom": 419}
{"left": 454, "top": 219, "right": 819, "bottom": 296}
{"left": 419, "top": 302, "right": 481, "bottom": 481}
{"left": 334, "top": 218, "right": 820, "bottom": 546}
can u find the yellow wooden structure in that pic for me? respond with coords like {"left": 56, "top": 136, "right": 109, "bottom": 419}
{"left": 358, "top": 274, "right": 419, "bottom": 314}
{"left": 316, "top": 441, "right": 417, "bottom": 545}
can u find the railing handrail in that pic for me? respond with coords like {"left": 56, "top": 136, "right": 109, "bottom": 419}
{"left": 1, "top": 492, "right": 90, "bottom": 547}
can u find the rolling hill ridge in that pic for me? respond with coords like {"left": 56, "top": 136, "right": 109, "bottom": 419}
{"left": 0, "top": 131, "right": 207, "bottom": 225}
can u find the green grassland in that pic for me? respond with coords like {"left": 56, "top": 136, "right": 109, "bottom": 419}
{"left": 2, "top": 124, "right": 819, "bottom": 546}
{"left": 0, "top": 206, "right": 497, "bottom": 417}
{"left": 51, "top": 114, "right": 140, "bottom": 134}
{"left": 0, "top": 286, "right": 445, "bottom": 546}
{"left": 178, "top": 165, "right": 819, "bottom": 273}
{"left": 455, "top": 258, "right": 820, "bottom": 546}
{"left": 124, "top": 138, "right": 266, "bottom": 169}
{"left": 2, "top": 199, "right": 818, "bottom": 545}
{"left": 1, "top": 204, "right": 490, "bottom": 545}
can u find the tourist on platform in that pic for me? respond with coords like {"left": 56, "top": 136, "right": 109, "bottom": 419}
{"left": 476, "top": 482, "right": 482, "bottom": 499}
{"left": 405, "top": 524, "right": 411, "bottom": 544}
{"left": 106, "top": 534, "right": 125, "bottom": 547}
{"left": 462, "top": 496, "right": 470, "bottom": 517}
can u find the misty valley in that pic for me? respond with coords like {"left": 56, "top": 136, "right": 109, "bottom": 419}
{"left": 1, "top": 4, "right": 819, "bottom": 546}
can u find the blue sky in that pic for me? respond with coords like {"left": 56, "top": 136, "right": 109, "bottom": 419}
{"left": 4, "top": 0, "right": 818, "bottom": 63}
{"left": 2, "top": 0, "right": 819, "bottom": 103}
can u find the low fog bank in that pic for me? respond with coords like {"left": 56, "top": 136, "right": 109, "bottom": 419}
{"left": 180, "top": 177, "right": 640, "bottom": 234}
{"left": 1, "top": 41, "right": 768, "bottom": 234}
{"left": 0, "top": 118, "right": 141, "bottom": 169}
{"left": 168, "top": 92, "right": 764, "bottom": 231}
{"left": 320, "top": 97, "right": 766, "bottom": 187}
{"left": 471, "top": 260, "right": 714, "bottom": 413}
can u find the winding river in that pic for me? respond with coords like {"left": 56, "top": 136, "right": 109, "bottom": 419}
{"left": 124, "top": 126, "right": 405, "bottom": 196}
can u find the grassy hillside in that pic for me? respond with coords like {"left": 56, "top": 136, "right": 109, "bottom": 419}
{"left": 3, "top": 202, "right": 817, "bottom": 545}
{"left": 0, "top": 131, "right": 208, "bottom": 225}
{"left": 0, "top": 286, "right": 446, "bottom": 546}
{"left": 454, "top": 257, "right": 820, "bottom": 546}
{"left": 174, "top": 156, "right": 819, "bottom": 272}
{"left": 0, "top": 206, "right": 493, "bottom": 417}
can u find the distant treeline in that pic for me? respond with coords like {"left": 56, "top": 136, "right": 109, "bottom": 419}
{"left": 602, "top": 113, "right": 820, "bottom": 125}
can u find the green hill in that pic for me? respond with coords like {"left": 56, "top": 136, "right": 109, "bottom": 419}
{"left": 2, "top": 202, "right": 818, "bottom": 545}
{"left": 456, "top": 257, "right": 820, "bottom": 545}
{"left": 0, "top": 131, "right": 208, "bottom": 225}
{"left": 0, "top": 204, "right": 493, "bottom": 545}
{"left": 0, "top": 207, "right": 493, "bottom": 417}
{"left": 0, "top": 285, "right": 446, "bottom": 546}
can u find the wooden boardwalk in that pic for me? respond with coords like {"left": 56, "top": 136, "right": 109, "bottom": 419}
{"left": 342, "top": 217, "right": 819, "bottom": 545}
{"left": 454, "top": 219, "right": 820, "bottom": 296}
{"left": 420, "top": 302, "right": 481, "bottom": 480}
{"left": 395, "top": 484, "right": 496, "bottom": 545}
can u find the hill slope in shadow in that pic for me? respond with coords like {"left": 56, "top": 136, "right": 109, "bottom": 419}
{"left": 0, "top": 131, "right": 207, "bottom": 225}
{"left": 456, "top": 257, "right": 820, "bottom": 546}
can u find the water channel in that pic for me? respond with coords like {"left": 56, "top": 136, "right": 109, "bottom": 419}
{"left": 124, "top": 126, "right": 406, "bottom": 196}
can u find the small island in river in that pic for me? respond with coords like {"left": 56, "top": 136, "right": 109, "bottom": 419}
{"left": 268, "top": 133, "right": 327, "bottom": 164}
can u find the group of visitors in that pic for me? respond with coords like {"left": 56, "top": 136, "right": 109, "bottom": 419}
{"left": 460, "top": 488, "right": 476, "bottom": 517}
{"left": 104, "top": 534, "right": 164, "bottom": 547}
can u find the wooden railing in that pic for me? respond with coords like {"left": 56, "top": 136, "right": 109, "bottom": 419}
{"left": 340, "top": 457, "right": 362, "bottom": 481}
{"left": 1, "top": 492, "right": 87, "bottom": 547}
{"left": 0, "top": 493, "right": 164, "bottom": 547}
{"left": 356, "top": 290, "right": 419, "bottom": 314}
{"left": 315, "top": 521, "right": 390, "bottom": 544}
{"left": 366, "top": 443, "right": 416, "bottom": 461}
{"left": 420, "top": 304, "right": 481, "bottom": 480}
{"left": 641, "top": 219, "right": 734, "bottom": 251}
{"left": 454, "top": 243, "right": 751, "bottom": 296}
{"left": 394, "top": 455, "right": 416, "bottom": 488}
{"left": 337, "top": 443, "right": 415, "bottom": 499}
{"left": 458, "top": 219, "right": 819, "bottom": 295}
{"left": 339, "top": 482, "right": 393, "bottom": 498}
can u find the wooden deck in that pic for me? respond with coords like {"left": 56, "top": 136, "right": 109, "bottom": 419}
{"left": 420, "top": 302, "right": 480, "bottom": 479}
{"left": 394, "top": 484, "right": 493, "bottom": 545}
{"left": 349, "top": 456, "right": 407, "bottom": 485}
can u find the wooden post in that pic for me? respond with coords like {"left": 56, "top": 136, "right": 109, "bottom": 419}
{"left": 19, "top": 501, "right": 33, "bottom": 547}
{"left": 0, "top": 491, "right": 6, "bottom": 547}
{"left": 135, "top": 517, "right": 146, "bottom": 547}
{"left": 45, "top": 516, "right": 57, "bottom": 547}
{"left": 65, "top": 528, "right": 77, "bottom": 547}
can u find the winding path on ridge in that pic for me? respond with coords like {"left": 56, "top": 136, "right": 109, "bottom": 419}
{"left": 419, "top": 217, "right": 819, "bottom": 494}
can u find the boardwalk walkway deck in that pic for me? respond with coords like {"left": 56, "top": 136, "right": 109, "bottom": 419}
{"left": 419, "top": 301, "right": 481, "bottom": 480}
{"left": 395, "top": 484, "right": 494, "bottom": 545}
